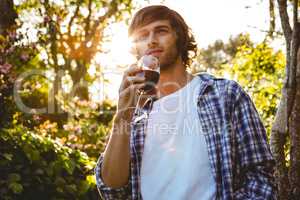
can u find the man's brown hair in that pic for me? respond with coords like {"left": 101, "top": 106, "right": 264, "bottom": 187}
{"left": 128, "top": 5, "right": 197, "bottom": 68}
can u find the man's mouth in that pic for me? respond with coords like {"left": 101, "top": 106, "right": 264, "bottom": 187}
{"left": 146, "top": 49, "right": 163, "bottom": 55}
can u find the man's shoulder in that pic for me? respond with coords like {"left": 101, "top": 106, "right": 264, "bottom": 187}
{"left": 195, "top": 73, "right": 252, "bottom": 113}
{"left": 196, "top": 73, "right": 243, "bottom": 94}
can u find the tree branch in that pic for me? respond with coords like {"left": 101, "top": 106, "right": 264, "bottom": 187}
{"left": 287, "top": 0, "right": 300, "bottom": 121}
{"left": 293, "top": 0, "right": 298, "bottom": 24}
{"left": 44, "top": 0, "right": 62, "bottom": 113}
{"left": 268, "top": 0, "right": 276, "bottom": 38}
{"left": 277, "top": 0, "right": 293, "bottom": 42}
{"left": 277, "top": 0, "right": 293, "bottom": 121}
{"left": 86, "top": 0, "right": 119, "bottom": 42}
{"left": 84, "top": 0, "right": 92, "bottom": 37}
{"left": 68, "top": 0, "right": 81, "bottom": 36}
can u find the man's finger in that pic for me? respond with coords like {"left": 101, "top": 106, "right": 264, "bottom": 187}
{"left": 124, "top": 64, "right": 143, "bottom": 76}
{"left": 121, "top": 83, "right": 144, "bottom": 97}
{"left": 126, "top": 76, "right": 145, "bottom": 84}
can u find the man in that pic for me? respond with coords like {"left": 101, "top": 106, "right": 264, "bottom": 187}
{"left": 95, "top": 5, "right": 277, "bottom": 200}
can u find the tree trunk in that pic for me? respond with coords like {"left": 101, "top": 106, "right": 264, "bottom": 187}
{"left": 270, "top": 92, "right": 290, "bottom": 199}
{"left": 0, "top": 0, "right": 17, "bottom": 35}
{"left": 268, "top": 0, "right": 276, "bottom": 38}
{"left": 69, "top": 60, "right": 89, "bottom": 100}
{"left": 271, "top": 1, "right": 300, "bottom": 199}
{"left": 289, "top": 44, "right": 300, "bottom": 199}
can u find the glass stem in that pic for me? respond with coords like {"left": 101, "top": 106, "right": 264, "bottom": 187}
{"left": 134, "top": 90, "right": 144, "bottom": 116}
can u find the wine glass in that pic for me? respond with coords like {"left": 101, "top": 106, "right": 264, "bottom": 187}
{"left": 134, "top": 55, "right": 160, "bottom": 117}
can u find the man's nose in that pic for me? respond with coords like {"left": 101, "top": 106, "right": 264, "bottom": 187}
{"left": 147, "top": 32, "right": 158, "bottom": 48}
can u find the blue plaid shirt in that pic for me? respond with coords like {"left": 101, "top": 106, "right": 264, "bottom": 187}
{"left": 95, "top": 74, "right": 277, "bottom": 200}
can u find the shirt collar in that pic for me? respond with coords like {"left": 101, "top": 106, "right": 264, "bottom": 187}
{"left": 140, "top": 73, "right": 215, "bottom": 112}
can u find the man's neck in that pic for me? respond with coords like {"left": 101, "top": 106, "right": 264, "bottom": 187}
{"left": 157, "top": 58, "right": 194, "bottom": 98}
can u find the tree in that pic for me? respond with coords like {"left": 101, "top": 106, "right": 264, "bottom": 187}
{"left": 0, "top": 0, "right": 29, "bottom": 128}
{"left": 191, "top": 33, "right": 253, "bottom": 75}
{"left": 270, "top": 0, "right": 300, "bottom": 199}
{"left": 15, "top": 0, "right": 133, "bottom": 117}
{"left": 224, "top": 42, "right": 285, "bottom": 135}
{"left": 192, "top": 34, "right": 284, "bottom": 137}
{"left": 0, "top": 0, "right": 17, "bottom": 35}
{"left": 1, "top": 1, "right": 127, "bottom": 198}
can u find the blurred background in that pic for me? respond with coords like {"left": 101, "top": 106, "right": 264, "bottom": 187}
{"left": 0, "top": 0, "right": 291, "bottom": 199}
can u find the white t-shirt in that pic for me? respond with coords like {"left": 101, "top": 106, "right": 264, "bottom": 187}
{"left": 141, "top": 76, "right": 216, "bottom": 200}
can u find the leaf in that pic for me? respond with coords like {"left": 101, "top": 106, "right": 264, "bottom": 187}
{"left": 54, "top": 177, "right": 66, "bottom": 186}
{"left": 23, "top": 144, "right": 40, "bottom": 162}
{"left": 8, "top": 173, "right": 21, "bottom": 182}
{"left": 35, "top": 168, "right": 44, "bottom": 175}
{"left": 65, "top": 184, "right": 77, "bottom": 193}
{"left": 86, "top": 175, "right": 96, "bottom": 185}
{"left": 0, "top": 34, "right": 6, "bottom": 42}
{"left": 3, "top": 153, "right": 13, "bottom": 161}
{"left": 78, "top": 180, "right": 90, "bottom": 195}
{"left": 8, "top": 182, "right": 23, "bottom": 194}
{"left": 62, "top": 159, "right": 76, "bottom": 175}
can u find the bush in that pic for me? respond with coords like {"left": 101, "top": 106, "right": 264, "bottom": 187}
{"left": 0, "top": 125, "right": 99, "bottom": 200}
{"left": 53, "top": 98, "right": 116, "bottom": 159}
{"left": 224, "top": 42, "right": 285, "bottom": 134}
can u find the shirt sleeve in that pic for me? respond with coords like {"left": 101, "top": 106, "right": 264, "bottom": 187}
{"left": 231, "top": 83, "right": 277, "bottom": 200}
{"left": 94, "top": 154, "right": 132, "bottom": 200}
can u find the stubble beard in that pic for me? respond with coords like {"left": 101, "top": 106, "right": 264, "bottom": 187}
{"left": 159, "top": 47, "right": 180, "bottom": 71}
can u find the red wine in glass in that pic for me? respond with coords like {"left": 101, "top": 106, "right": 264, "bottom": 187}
{"left": 138, "top": 69, "right": 160, "bottom": 92}
{"left": 137, "top": 55, "right": 160, "bottom": 93}
{"left": 133, "top": 55, "right": 160, "bottom": 118}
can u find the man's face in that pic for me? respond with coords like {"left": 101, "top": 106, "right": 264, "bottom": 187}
{"left": 131, "top": 20, "right": 179, "bottom": 70}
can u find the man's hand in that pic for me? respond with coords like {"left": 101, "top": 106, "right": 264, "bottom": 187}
{"left": 116, "top": 64, "right": 145, "bottom": 122}
{"left": 99, "top": 64, "right": 146, "bottom": 189}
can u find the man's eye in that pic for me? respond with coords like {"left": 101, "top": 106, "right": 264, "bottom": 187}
{"left": 157, "top": 29, "right": 168, "bottom": 34}
{"left": 135, "top": 34, "right": 148, "bottom": 42}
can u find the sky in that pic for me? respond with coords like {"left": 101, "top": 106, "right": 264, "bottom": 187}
{"left": 148, "top": 0, "right": 269, "bottom": 47}
{"left": 95, "top": 0, "right": 278, "bottom": 101}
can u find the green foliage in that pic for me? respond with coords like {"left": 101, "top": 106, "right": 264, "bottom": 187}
{"left": 34, "top": 98, "right": 116, "bottom": 159}
{"left": 3, "top": 1, "right": 286, "bottom": 198}
{"left": 0, "top": 1, "right": 133, "bottom": 199}
{"left": 0, "top": 26, "right": 40, "bottom": 128}
{"left": 193, "top": 34, "right": 285, "bottom": 136}
{"left": 0, "top": 124, "right": 98, "bottom": 200}
{"left": 223, "top": 42, "right": 285, "bottom": 134}
{"left": 192, "top": 33, "right": 253, "bottom": 74}
{"left": 14, "top": 0, "right": 134, "bottom": 101}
